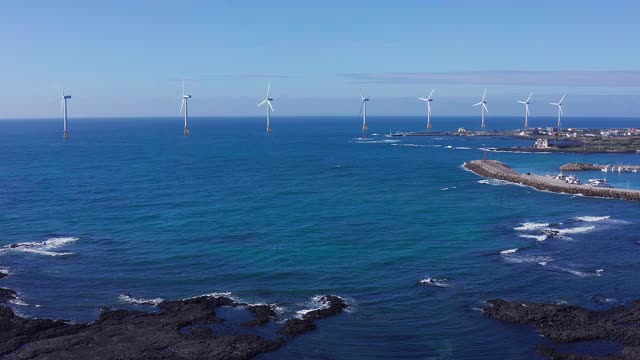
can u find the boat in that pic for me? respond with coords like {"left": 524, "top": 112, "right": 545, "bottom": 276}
{"left": 587, "top": 179, "right": 613, "bottom": 188}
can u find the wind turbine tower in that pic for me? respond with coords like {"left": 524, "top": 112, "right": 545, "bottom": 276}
{"left": 517, "top": 92, "right": 533, "bottom": 128}
{"left": 473, "top": 89, "right": 489, "bottom": 129}
{"left": 61, "top": 90, "right": 71, "bottom": 140}
{"left": 550, "top": 94, "right": 566, "bottom": 129}
{"left": 360, "top": 90, "right": 370, "bottom": 132}
{"left": 180, "top": 81, "right": 192, "bottom": 136}
{"left": 257, "top": 81, "right": 274, "bottom": 133}
{"left": 419, "top": 88, "right": 435, "bottom": 130}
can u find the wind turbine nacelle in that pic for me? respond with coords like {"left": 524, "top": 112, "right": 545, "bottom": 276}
{"left": 267, "top": 98, "right": 274, "bottom": 101}
{"left": 63, "top": 95, "right": 72, "bottom": 99}
{"left": 184, "top": 95, "right": 192, "bottom": 98}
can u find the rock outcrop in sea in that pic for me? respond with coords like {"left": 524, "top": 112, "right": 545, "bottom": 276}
{"left": 484, "top": 298, "right": 640, "bottom": 359}
{"left": 0, "top": 277, "right": 348, "bottom": 360}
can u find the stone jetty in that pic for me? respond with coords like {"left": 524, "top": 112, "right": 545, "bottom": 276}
{"left": 464, "top": 160, "right": 640, "bottom": 202}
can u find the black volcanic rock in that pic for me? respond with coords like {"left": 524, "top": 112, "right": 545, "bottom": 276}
{"left": 0, "top": 288, "right": 17, "bottom": 304}
{"left": 276, "top": 295, "right": 348, "bottom": 336}
{"left": 484, "top": 298, "right": 640, "bottom": 359}
{"left": 277, "top": 318, "right": 316, "bottom": 336}
{"left": 243, "top": 304, "right": 278, "bottom": 327}
{"left": 0, "top": 293, "right": 348, "bottom": 359}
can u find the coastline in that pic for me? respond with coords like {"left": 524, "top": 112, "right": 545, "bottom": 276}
{"left": 464, "top": 160, "right": 640, "bottom": 201}
{"left": 0, "top": 271, "right": 348, "bottom": 359}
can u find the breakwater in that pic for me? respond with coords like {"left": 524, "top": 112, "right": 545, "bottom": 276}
{"left": 464, "top": 160, "right": 640, "bottom": 201}
{"left": 560, "top": 162, "right": 640, "bottom": 172}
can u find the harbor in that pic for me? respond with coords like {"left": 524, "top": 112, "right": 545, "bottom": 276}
{"left": 464, "top": 160, "right": 640, "bottom": 201}
{"left": 559, "top": 162, "right": 640, "bottom": 173}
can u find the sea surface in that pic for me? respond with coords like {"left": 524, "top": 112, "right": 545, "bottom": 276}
{"left": 2, "top": 116, "right": 640, "bottom": 359}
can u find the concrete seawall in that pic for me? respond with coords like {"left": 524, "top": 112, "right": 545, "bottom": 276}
{"left": 464, "top": 160, "right": 640, "bottom": 202}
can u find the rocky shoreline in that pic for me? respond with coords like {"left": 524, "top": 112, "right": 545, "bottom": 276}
{"left": 484, "top": 298, "right": 640, "bottom": 359}
{"left": 464, "top": 160, "right": 640, "bottom": 202}
{"left": 0, "top": 273, "right": 348, "bottom": 359}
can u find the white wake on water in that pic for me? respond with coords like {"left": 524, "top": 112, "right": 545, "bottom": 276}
{"left": 514, "top": 222, "right": 550, "bottom": 231}
{"left": 575, "top": 216, "right": 610, "bottom": 222}
{"left": 0, "top": 237, "right": 79, "bottom": 256}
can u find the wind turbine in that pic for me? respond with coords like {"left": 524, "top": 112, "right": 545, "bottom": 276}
{"left": 419, "top": 88, "right": 435, "bottom": 130}
{"left": 517, "top": 92, "right": 533, "bottom": 128}
{"left": 257, "top": 81, "right": 274, "bottom": 133}
{"left": 550, "top": 94, "right": 566, "bottom": 129}
{"left": 61, "top": 89, "right": 71, "bottom": 140}
{"left": 180, "top": 81, "right": 192, "bottom": 136}
{"left": 360, "top": 90, "right": 370, "bottom": 132}
{"left": 473, "top": 89, "right": 489, "bottom": 128}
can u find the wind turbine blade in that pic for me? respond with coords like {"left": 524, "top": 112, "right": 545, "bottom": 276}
{"left": 180, "top": 99, "right": 185, "bottom": 114}
{"left": 258, "top": 99, "right": 267, "bottom": 107}
{"left": 418, "top": 98, "right": 429, "bottom": 102}
{"left": 550, "top": 102, "right": 559, "bottom": 106}
{"left": 473, "top": 102, "right": 482, "bottom": 107}
{"left": 360, "top": 89, "right": 365, "bottom": 101}
{"left": 517, "top": 101, "right": 526, "bottom": 104}
{"left": 266, "top": 81, "right": 271, "bottom": 98}
{"left": 182, "top": 80, "right": 185, "bottom": 96}
{"left": 482, "top": 89, "right": 487, "bottom": 101}
{"left": 429, "top": 88, "right": 435, "bottom": 99}
{"left": 526, "top": 92, "right": 533, "bottom": 102}
{"left": 359, "top": 102, "right": 364, "bottom": 115}
{"left": 559, "top": 93, "right": 566, "bottom": 103}
{"left": 60, "top": 98, "right": 64, "bottom": 113}
{"left": 525, "top": 104, "right": 529, "bottom": 116}
{"left": 559, "top": 105, "right": 564, "bottom": 115}
{"left": 268, "top": 100, "right": 274, "bottom": 113}
{"left": 483, "top": 103, "right": 488, "bottom": 113}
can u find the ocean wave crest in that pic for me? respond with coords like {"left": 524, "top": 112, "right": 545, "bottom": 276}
{"left": 118, "top": 294, "right": 164, "bottom": 306}
{"left": 419, "top": 277, "right": 449, "bottom": 287}
{"left": 0, "top": 237, "right": 79, "bottom": 257}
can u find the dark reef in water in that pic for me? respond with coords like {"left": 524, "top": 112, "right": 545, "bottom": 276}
{"left": 484, "top": 298, "right": 640, "bottom": 360}
{"left": 0, "top": 279, "right": 348, "bottom": 360}
{"left": 277, "top": 295, "right": 348, "bottom": 336}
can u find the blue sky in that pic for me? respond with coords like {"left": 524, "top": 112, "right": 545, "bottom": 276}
{"left": 1, "top": 0, "right": 640, "bottom": 118}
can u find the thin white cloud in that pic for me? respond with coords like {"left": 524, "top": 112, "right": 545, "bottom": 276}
{"left": 340, "top": 71, "right": 640, "bottom": 87}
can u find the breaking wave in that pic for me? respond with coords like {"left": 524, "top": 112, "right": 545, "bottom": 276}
{"left": 514, "top": 223, "right": 550, "bottom": 231}
{"left": 419, "top": 277, "right": 449, "bottom": 288}
{"left": 118, "top": 294, "right": 164, "bottom": 306}
{"left": 0, "top": 237, "right": 79, "bottom": 257}
{"left": 500, "top": 248, "right": 519, "bottom": 254}
{"left": 295, "top": 295, "right": 346, "bottom": 318}
{"left": 575, "top": 216, "right": 610, "bottom": 222}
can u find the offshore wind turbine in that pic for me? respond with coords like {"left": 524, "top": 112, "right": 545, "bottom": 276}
{"left": 517, "top": 92, "right": 533, "bottom": 128}
{"left": 180, "top": 81, "right": 192, "bottom": 136}
{"left": 257, "top": 81, "right": 274, "bottom": 133}
{"left": 473, "top": 89, "right": 489, "bottom": 128}
{"left": 61, "top": 89, "right": 71, "bottom": 140}
{"left": 418, "top": 88, "right": 435, "bottom": 130}
{"left": 360, "top": 90, "right": 370, "bottom": 132}
{"left": 550, "top": 94, "right": 566, "bottom": 129}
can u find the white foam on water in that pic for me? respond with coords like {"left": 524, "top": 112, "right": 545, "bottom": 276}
{"left": 502, "top": 254, "right": 554, "bottom": 266}
{"left": 477, "top": 179, "right": 509, "bottom": 186}
{"left": 440, "top": 186, "right": 457, "bottom": 191}
{"left": 454, "top": 146, "right": 473, "bottom": 150}
{"left": 500, "top": 248, "right": 519, "bottom": 254}
{"left": 518, "top": 234, "right": 548, "bottom": 242}
{"left": 514, "top": 223, "right": 550, "bottom": 231}
{"left": 552, "top": 225, "right": 596, "bottom": 235}
{"left": 9, "top": 298, "right": 29, "bottom": 306}
{"left": 294, "top": 295, "right": 346, "bottom": 318}
{"left": 118, "top": 294, "right": 164, "bottom": 306}
{"left": 419, "top": 277, "right": 449, "bottom": 288}
{"left": 550, "top": 266, "right": 604, "bottom": 278}
{"left": 575, "top": 216, "right": 610, "bottom": 222}
{"left": 0, "top": 267, "right": 9, "bottom": 276}
{"left": 295, "top": 295, "right": 331, "bottom": 318}
{"left": 1, "top": 237, "right": 79, "bottom": 257}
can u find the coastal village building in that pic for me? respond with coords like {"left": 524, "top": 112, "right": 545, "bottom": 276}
{"left": 534, "top": 138, "right": 549, "bottom": 149}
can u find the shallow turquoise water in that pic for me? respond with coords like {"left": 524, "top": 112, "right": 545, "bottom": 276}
{"left": 1, "top": 116, "right": 640, "bottom": 359}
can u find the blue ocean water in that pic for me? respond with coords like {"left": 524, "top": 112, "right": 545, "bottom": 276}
{"left": 1, "top": 116, "right": 640, "bottom": 359}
